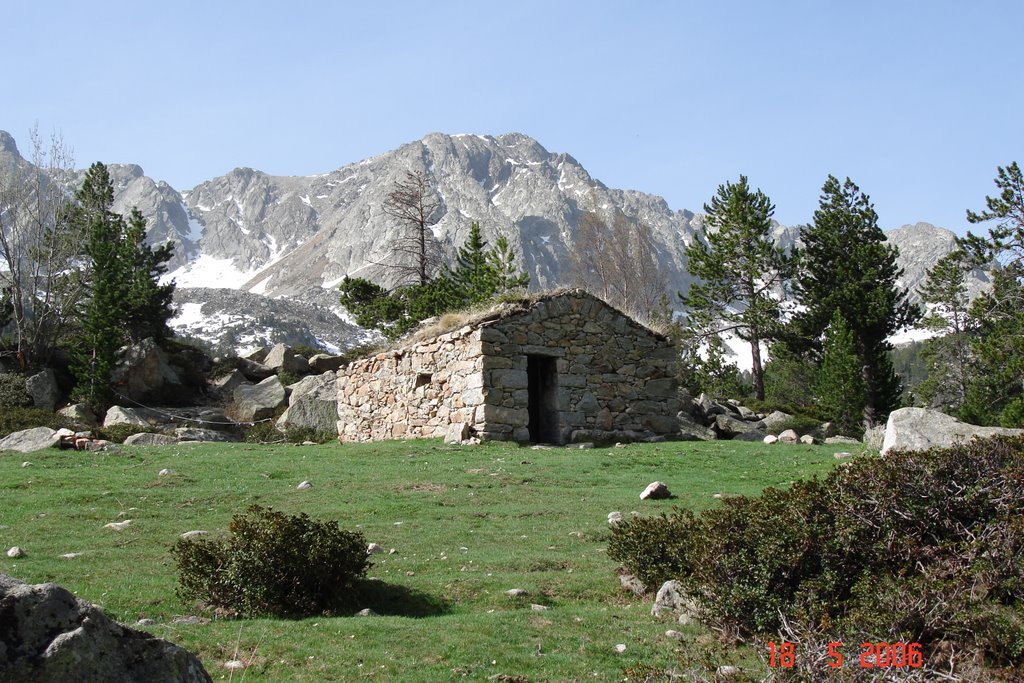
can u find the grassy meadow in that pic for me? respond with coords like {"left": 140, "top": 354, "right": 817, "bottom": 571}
{"left": 0, "top": 438, "right": 858, "bottom": 681}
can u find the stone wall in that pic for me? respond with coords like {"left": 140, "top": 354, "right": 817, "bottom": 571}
{"left": 336, "top": 291, "right": 680, "bottom": 444}
{"left": 337, "top": 326, "right": 485, "bottom": 442}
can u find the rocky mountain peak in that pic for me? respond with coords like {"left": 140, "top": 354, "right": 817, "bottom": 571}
{"left": 0, "top": 130, "right": 19, "bottom": 155}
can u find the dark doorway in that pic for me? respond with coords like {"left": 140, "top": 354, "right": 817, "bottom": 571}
{"left": 527, "top": 355, "right": 559, "bottom": 444}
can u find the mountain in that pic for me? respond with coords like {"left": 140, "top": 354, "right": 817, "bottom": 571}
{"left": 0, "top": 130, "right": 990, "bottom": 355}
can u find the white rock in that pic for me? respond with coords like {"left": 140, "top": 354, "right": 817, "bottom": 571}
{"left": 607, "top": 511, "right": 623, "bottom": 525}
{"left": 60, "top": 552, "right": 82, "bottom": 559}
{"left": 640, "top": 481, "right": 671, "bottom": 500}
{"left": 717, "top": 665, "right": 740, "bottom": 676}
{"left": 103, "top": 520, "right": 132, "bottom": 531}
{"left": 296, "top": 480, "right": 313, "bottom": 490}
{"left": 762, "top": 435, "right": 778, "bottom": 444}
{"left": 505, "top": 588, "right": 530, "bottom": 598}
{"left": 179, "top": 530, "right": 209, "bottom": 540}
{"left": 223, "top": 660, "right": 246, "bottom": 670}
{"left": 882, "top": 407, "right": 1024, "bottom": 454}
{"left": 834, "top": 452, "right": 853, "bottom": 459}
{"left": 158, "top": 468, "right": 175, "bottom": 476}
{"left": 367, "top": 543, "right": 385, "bottom": 555}
{"left": 777, "top": 429, "right": 799, "bottom": 444}
{"left": 355, "top": 608, "right": 378, "bottom": 617}
{"left": 613, "top": 643, "right": 627, "bottom": 653}
{"left": 665, "top": 630, "right": 683, "bottom": 639}
{"left": 799, "top": 434, "right": 816, "bottom": 445}
{"left": 136, "top": 618, "right": 155, "bottom": 626}
{"left": 530, "top": 604, "right": 549, "bottom": 611}
{"left": 21, "top": 462, "right": 32, "bottom": 468}
{"left": 7, "top": 546, "right": 24, "bottom": 558}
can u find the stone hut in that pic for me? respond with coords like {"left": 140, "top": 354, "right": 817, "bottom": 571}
{"left": 336, "top": 290, "right": 680, "bottom": 444}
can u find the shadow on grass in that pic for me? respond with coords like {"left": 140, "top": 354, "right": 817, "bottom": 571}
{"left": 351, "top": 579, "right": 451, "bottom": 617}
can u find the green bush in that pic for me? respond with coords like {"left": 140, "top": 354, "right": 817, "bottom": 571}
{"left": 0, "top": 406, "right": 69, "bottom": 437}
{"left": 243, "top": 419, "right": 286, "bottom": 444}
{"left": 172, "top": 505, "right": 370, "bottom": 618}
{"left": 607, "top": 508, "right": 696, "bottom": 589}
{"left": 608, "top": 436, "right": 1024, "bottom": 670}
{"left": 771, "top": 415, "right": 826, "bottom": 437}
{"left": 0, "top": 372, "right": 31, "bottom": 409}
{"left": 93, "top": 424, "right": 161, "bottom": 443}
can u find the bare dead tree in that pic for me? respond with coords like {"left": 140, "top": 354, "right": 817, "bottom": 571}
{"left": 381, "top": 169, "right": 443, "bottom": 287}
{"left": 0, "top": 128, "right": 86, "bottom": 367}
{"left": 569, "top": 207, "right": 668, "bottom": 323}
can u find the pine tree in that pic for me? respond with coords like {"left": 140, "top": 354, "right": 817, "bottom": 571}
{"left": 487, "top": 234, "right": 529, "bottom": 294}
{"left": 793, "top": 175, "right": 918, "bottom": 427}
{"left": 680, "top": 175, "right": 792, "bottom": 400}
{"left": 69, "top": 163, "right": 176, "bottom": 410}
{"left": 917, "top": 250, "right": 975, "bottom": 413}
{"left": 445, "top": 223, "right": 496, "bottom": 307}
{"left": 120, "top": 208, "right": 175, "bottom": 343}
{"left": 957, "top": 161, "right": 1024, "bottom": 425}
{"left": 815, "top": 312, "right": 868, "bottom": 437}
{"left": 71, "top": 163, "right": 123, "bottom": 409}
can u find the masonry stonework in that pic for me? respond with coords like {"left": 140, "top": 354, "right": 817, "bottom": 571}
{"left": 336, "top": 290, "right": 680, "bottom": 444}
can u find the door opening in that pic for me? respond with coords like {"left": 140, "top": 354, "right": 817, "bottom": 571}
{"left": 527, "top": 355, "right": 559, "bottom": 444}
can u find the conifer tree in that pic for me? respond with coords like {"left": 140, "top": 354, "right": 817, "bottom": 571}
{"left": 816, "top": 311, "right": 868, "bottom": 436}
{"left": 793, "top": 175, "right": 918, "bottom": 427}
{"left": 680, "top": 175, "right": 792, "bottom": 400}
{"left": 70, "top": 163, "right": 175, "bottom": 409}
{"left": 487, "top": 235, "right": 529, "bottom": 295}
{"left": 917, "top": 250, "right": 975, "bottom": 413}
{"left": 445, "top": 223, "right": 496, "bottom": 306}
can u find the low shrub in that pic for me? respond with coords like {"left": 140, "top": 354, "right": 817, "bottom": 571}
{"left": 93, "top": 424, "right": 162, "bottom": 443}
{"left": 0, "top": 406, "right": 69, "bottom": 437}
{"left": 606, "top": 508, "right": 696, "bottom": 589}
{"left": 0, "top": 372, "right": 31, "bottom": 409}
{"left": 284, "top": 425, "right": 337, "bottom": 444}
{"left": 172, "top": 505, "right": 370, "bottom": 618}
{"left": 243, "top": 419, "right": 286, "bottom": 444}
{"left": 608, "top": 436, "right": 1024, "bottom": 672}
{"left": 771, "top": 415, "right": 825, "bottom": 437}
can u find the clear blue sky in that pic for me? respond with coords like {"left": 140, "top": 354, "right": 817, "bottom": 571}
{"left": 7, "top": 1, "right": 1022, "bottom": 233}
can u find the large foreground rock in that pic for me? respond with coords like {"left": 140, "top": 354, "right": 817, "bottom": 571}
{"left": 0, "top": 573, "right": 212, "bottom": 683}
{"left": 881, "top": 407, "right": 1024, "bottom": 454}
{"left": 277, "top": 371, "right": 338, "bottom": 434}
{"left": 263, "top": 343, "right": 310, "bottom": 375}
{"left": 0, "top": 427, "right": 61, "bottom": 453}
{"left": 103, "top": 406, "right": 152, "bottom": 428}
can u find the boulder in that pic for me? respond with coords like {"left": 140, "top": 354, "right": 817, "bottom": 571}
{"left": 640, "top": 481, "right": 671, "bottom": 500}
{"left": 881, "top": 407, "right": 1024, "bottom": 455}
{"left": 123, "top": 433, "right": 178, "bottom": 446}
{"left": 763, "top": 434, "right": 778, "bottom": 444}
{"left": 103, "top": 406, "right": 151, "bottom": 428}
{"left": 677, "top": 413, "right": 716, "bottom": 441}
{"left": 761, "top": 410, "right": 795, "bottom": 432}
{"left": 210, "top": 369, "right": 248, "bottom": 397}
{"left": 173, "top": 427, "right": 238, "bottom": 443}
{"left": 25, "top": 369, "right": 60, "bottom": 412}
{"left": 444, "top": 422, "right": 470, "bottom": 444}
{"left": 110, "top": 338, "right": 183, "bottom": 402}
{"left": 57, "top": 404, "right": 97, "bottom": 428}
{"left": 235, "top": 358, "right": 275, "bottom": 382}
{"left": 799, "top": 434, "right": 816, "bottom": 445}
{"left": 0, "top": 573, "right": 212, "bottom": 683}
{"left": 263, "top": 344, "right": 309, "bottom": 375}
{"left": 0, "top": 427, "right": 61, "bottom": 453}
{"left": 230, "top": 376, "right": 286, "bottom": 422}
{"left": 713, "top": 413, "right": 766, "bottom": 439}
{"left": 651, "top": 580, "right": 693, "bottom": 618}
{"left": 308, "top": 353, "right": 347, "bottom": 373}
{"left": 276, "top": 372, "right": 337, "bottom": 434}
{"left": 825, "top": 436, "right": 861, "bottom": 445}
{"left": 777, "top": 429, "right": 799, "bottom": 444}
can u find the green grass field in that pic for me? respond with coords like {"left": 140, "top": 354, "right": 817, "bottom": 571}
{"left": 0, "top": 438, "right": 857, "bottom": 681}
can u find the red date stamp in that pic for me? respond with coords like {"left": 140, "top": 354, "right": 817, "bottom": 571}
{"left": 768, "top": 641, "right": 923, "bottom": 669}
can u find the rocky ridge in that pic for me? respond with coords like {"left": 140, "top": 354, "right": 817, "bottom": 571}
{"left": 0, "top": 130, "right": 991, "bottom": 354}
